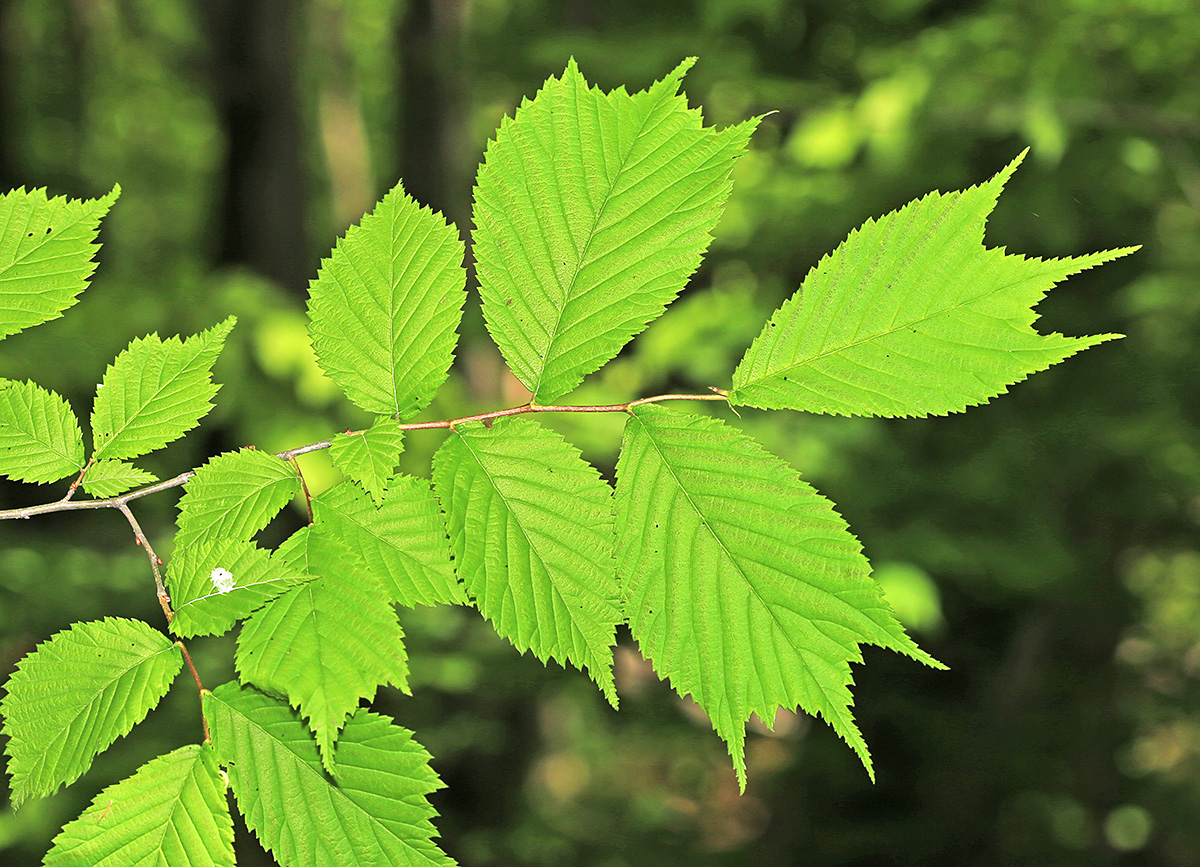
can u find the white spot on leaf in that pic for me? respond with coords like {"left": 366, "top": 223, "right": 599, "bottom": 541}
{"left": 210, "top": 567, "right": 235, "bottom": 594}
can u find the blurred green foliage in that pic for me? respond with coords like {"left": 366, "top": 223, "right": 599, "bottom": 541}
{"left": 2, "top": 0, "right": 1198, "bottom": 864}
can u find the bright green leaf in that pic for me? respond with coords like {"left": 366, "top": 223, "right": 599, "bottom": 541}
{"left": 729, "top": 152, "right": 1137, "bottom": 417}
{"left": 43, "top": 744, "right": 234, "bottom": 867}
{"left": 312, "top": 478, "right": 464, "bottom": 607}
{"left": 0, "top": 379, "right": 84, "bottom": 484}
{"left": 615, "top": 405, "right": 943, "bottom": 789}
{"left": 205, "top": 683, "right": 454, "bottom": 867}
{"left": 0, "top": 186, "right": 118, "bottom": 342}
{"left": 0, "top": 618, "right": 181, "bottom": 807}
{"left": 473, "top": 57, "right": 757, "bottom": 402}
{"left": 175, "top": 448, "right": 300, "bottom": 547}
{"left": 167, "top": 538, "right": 307, "bottom": 639}
{"left": 328, "top": 416, "right": 404, "bottom": 506}
{"left": 90, "top": 317, "right": 235, "bottom": 461}
{"left": 307, "top": 180, "right": 467, "bottom": 419}
{"left": 236, "top": 527, "right": 409, "bottom": 772}
{"left": 432, "top": 417, "right": 620, "bottom": 704}
{"left": 81, "top": 459, "right": 157, "bottom": 498}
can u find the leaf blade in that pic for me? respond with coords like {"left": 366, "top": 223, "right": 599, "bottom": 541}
{"left": 307, "top": 181, "right": 467, "bottom": 419}
{"left": 0, "top": 186, "right": 118, "bottom": 342}
{"left": 730, "top": 152, "right": 1135, "bottom": 417}
{"left": 0, "top": 379, "right": 85, "bottom": 484}
{"left": 473, "top": 58, "right": 757, "bottom": 401}
{"left": 0, "top": 618, "right": 182, "bottom": 807}
{"left": 312, "top": 478, "right": 464, "bottom": 607}
{"left": 432, "top": 417, "right": 620, "bottom": 703}
{"left": 81, "top": 459, "right": 157, "bottom": 498}
{"left": 236, "top": 527, "right": 409, "bottom": 772}
{"left": 206, "top": 683, "right": 454, "bottom": 867}
{"left": 328, "top": 416, "right": 404, "bottom": 506}
{"left": 175, "top": 447, "right": 300, "bottom": 548}
{"left": 615, "top": 405, "right": 942, "bottom": 789}
{"left": 166, "top": 538, "right": 308, "bottom": 639}
{"left": 90, "top": 317, "right": 235, "bottom": 461}
{"left": 43, "top": 744, "right": 234, "bottom": 867}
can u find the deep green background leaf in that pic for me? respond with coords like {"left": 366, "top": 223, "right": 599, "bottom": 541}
{"left": 432, "top": 417, "right": 620, "bottom": 704}
{"left": 730, "top": 153, "right": 1136, "bottom": 417}
{"left": 307, "top": 180, "right": 467, "bottom": 419}
{"left": 206, "top": 683, "right": 454, "bottom": 867}
{"left": 0, "top": 186, "right": 118, "bottom": 342}
{"left": 615, "top": 405, "right": 942, "bottom": 789}
{"left": 90, "top": 317, "right": 234, "bottom": 461}
{"left": 0, "top": 618, "right": 181, "bottom": 807}
{"left": 43, "top": 744, "right": 234, "bottom": 867}
{"left": 0, "top": 379, "right": 84, "bottom": 484}
{"left": 473, "top": 57, "right": 757, "bottom": 402}
{"left": 236, "top": 526, "right": 409, "bottom": 771}
{"left": 175, "top": 448, "right": 300, "bottom": 548}
{"left": 312, "top": 478, "right": 464, "bottom": 607}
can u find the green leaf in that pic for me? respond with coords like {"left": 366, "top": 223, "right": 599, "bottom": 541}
{"left": 175, "top": 448, "right": 300, "bottom": 547}
{"left": 0, "top": 186, "right": 118, "bottom": 342}
{"left": 729, "top": 152, "right": 1137, "bottom": 417}
{"left": 43, "top": 744, "right": 234, "bottom": 867}
{"left": 473, "top": 57, "right": 757, "bottom": 402}
{"left": 0, "top": 618, "right": 181, "bottom": 807}
{"left": 328, "top": 416, "right": 404, "bottom": 506}
{"left": 90, "top": 317, "right": 235, "bottom": 461}
{"left": 166, "top": 538, "right": 307, "bottom": 639}
{"left": 236, "top": 527, "right": 409, "bottom": 772}
{"left": 0, "top": 379, "right": 84, "bottom": 483}
{"left": 206, "top": 683, "right": 454, "bottom": 867}
{"left": 81, "top": 459, "right": 157, "bottom": 498}
{"left": 307, "top": 180, "right": 467, "bottom": 419}
{"left": 432, "top": 417, "right": 620, "bottom": 704}
{"left": 312, "top": 478, "right": 464, "bottom": 608}
{"left": 614, "top": 405, "right": 943, "bottom": 790}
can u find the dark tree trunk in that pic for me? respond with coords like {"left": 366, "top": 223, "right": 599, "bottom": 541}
{"left": 199, "top": 0, "right": 309, "bottom": 295}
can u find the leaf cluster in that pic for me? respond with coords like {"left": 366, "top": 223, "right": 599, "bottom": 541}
{"left": 0, "top": 58, "right": 1134, "bottom": 866}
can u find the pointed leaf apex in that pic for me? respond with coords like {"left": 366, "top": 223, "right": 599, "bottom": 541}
{"left": 661, "top": 56, "right": 698, "bottom": 88}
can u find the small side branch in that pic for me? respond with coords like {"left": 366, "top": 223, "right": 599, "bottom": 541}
{"left": 175, "top": 641, "right": 210, "bottom": 742}
{"left": 116, "top": 502, "right": 173, "bottom": 624}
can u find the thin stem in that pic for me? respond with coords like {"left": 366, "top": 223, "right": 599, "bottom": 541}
{"left": 116, "top": 503, "right": 173, "bottom": 623}
{"left": 289, "top": 456, "right": 314, "bottom": 524}
{"left": 175, "top": 642, "right": 210, "bottom": 742}
{"left": 0, "top": 389, "right": 730, "bottom": 521}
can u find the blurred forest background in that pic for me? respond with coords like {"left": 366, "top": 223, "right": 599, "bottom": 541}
{"left": 0, "top": 0, "right": 1196, "bottom": 864}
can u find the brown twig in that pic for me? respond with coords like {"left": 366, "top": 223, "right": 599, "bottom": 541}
{"left": 0, "top": 390, "right": 730, "bottom": 521}
{"left": 116, "top": 502, "right": 173, "bottom": 623}
{"left": 289, "top": 456, "right": 314, "bottom": 524}
{"left": 175, "top": 641, "right": 210, "bottom": 742}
